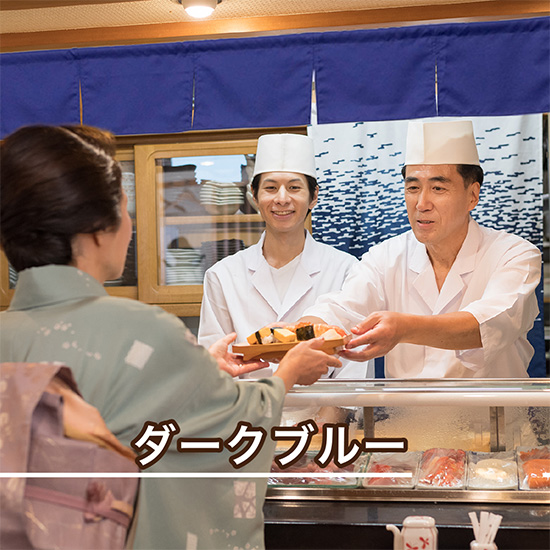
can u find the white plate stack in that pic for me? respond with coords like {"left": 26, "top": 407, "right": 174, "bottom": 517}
{"left": 199, "top": 180, "right": 244, "bottom": 215}
{"left": 200, "top": 239, "right": 246, "bottom": 272}
{"left": 165, "top": 248, "right": 204, "bottom": 285}
{"left": 163, "top": 185, "right": 206, "bottom": 216}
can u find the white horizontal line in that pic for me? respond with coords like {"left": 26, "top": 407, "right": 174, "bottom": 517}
{"left": 0, "top": 472, "right": 412, "bottom": 479}
{"left": 364, "top": 442, "right": 406, "bottom": 449}
{"left": 179, "top": 442, "right": 221, "bottom": 449}
{"left": 382, "top": 387, "right": 523, "bottom": 392}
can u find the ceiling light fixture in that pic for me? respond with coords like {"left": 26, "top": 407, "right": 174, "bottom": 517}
{"left": 178, "top": 0, "right": 221, "bottom": 19}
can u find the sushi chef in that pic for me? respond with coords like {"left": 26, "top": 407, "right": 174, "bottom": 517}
{"left": 199, "top": 132, "right": 373, "bottom": 378}
{"left": 300, "top": 119, "right": 541, "bottom": 378}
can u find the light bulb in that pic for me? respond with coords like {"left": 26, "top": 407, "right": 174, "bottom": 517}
{"left": 185, "top": 5, "right": 215, "bottom": 18}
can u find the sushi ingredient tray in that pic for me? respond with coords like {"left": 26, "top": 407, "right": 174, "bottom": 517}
{"left": 417, "top": 448, "right": 467, "bottom": 489}
{"left": 269, "top": 452, "right": 360, "bottom": 487}
{"left": 363, "top": 452, "right": 421, "bottom": 488}
{"left": 467, "top": 451, "right": 518, "bottom": 490}
{"left": 517, "top": 446, "right": 550, "bottom": 490}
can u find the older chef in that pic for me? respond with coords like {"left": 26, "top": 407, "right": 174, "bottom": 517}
{"left": 301, "top": 119, "right": 541, "bottom": 378}
{"left": 199, "top": 133, "right": 372, "bottom": 378}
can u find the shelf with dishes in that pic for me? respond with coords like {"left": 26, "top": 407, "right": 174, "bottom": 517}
{"left": 128, "top": 134, "right": 307, "bottom": 311}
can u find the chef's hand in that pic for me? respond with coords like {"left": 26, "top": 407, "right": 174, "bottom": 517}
{"left": 339, "top": 311, "right": 402, "bottom": 361}
{"left": 275, "top": 337, "right": 342, "bottom": 391}
{"left": 209, "top": 333, "right": 270, "bottom": 377}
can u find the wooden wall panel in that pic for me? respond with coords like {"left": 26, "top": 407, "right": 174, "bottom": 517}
{"left": 2, "top": 1, "right": 548, "bottom": 52}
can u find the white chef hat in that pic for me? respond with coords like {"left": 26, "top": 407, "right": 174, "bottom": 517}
{"left": 252, "top": 133, "right": 317, "bottom": 179}
{"left": 405, "top": 119, "right": 480, "bottom": 166}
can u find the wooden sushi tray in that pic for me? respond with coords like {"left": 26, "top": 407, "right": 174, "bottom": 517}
{"left": 232, "top": 335, "right": 351, "bottom": 362}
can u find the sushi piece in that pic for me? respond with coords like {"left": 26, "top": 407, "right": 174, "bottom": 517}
{"left": 320, "top": 328, "right": 342, "bottom": 341}
{"left": 295, "top": 324, "right": 315, "bottom": 341}
{"left": 313, "top": 324, "right": 346, "bottom": 337}
{"left": 273, "top": 328, "right": 297, "bottom": 343}
{"left": 244, "top": 323, "right": 347, "bottom": 347}
{"left": 246, "top": 326, "right": 273, "bottom": 345}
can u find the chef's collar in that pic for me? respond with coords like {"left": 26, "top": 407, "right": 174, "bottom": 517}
{"left": 409, "top": 216, "right": 480, "bottom": 275}
{"left": 251, "top": 230, "right": 322, "bottom": 275}
{"left": 9, "top": 265, "right": 107, "bottom": 311}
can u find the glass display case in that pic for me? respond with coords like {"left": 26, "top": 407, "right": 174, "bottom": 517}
{"left": 264, "top": 379, "right": 549, "bottom": 550}
{"left": 268, "top": 379, "right": 549, "bottom": 503}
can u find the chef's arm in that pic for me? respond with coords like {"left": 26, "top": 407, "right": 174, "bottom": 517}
{"left": 341, "top": 310, "right": 481, "bottom": 362}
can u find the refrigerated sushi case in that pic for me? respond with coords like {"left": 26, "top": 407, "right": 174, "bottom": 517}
{"left": 263, "top": 379, "right": 550, "bottom": 550}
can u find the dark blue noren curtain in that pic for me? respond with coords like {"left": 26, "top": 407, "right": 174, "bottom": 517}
{"left": 0, "top": 17, "right": 548, "bottom": 135}
{"left": 314, "top": 26, "right": 438, "bottom": 124}
{"left": 192, "top": 35, "right": 313, "bottom": 130}
{"left": 77, "top": 43, "right": 194, "bottom": 135}
{"left": 436, "top": 17, "right": 550, "bottom": 117}
{"left": 0, "top": 49, "right": 80, "bottom": 137}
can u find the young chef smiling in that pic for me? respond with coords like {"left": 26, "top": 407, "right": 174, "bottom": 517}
{"left": 199, "top": 133, "right": 372, "bottom": 379}
{"left": 300, "top": 119, "right": 541, "bottom": 378}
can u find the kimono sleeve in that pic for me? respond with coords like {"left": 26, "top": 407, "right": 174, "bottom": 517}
{"left": 106, "top": 304, "right": 286, "bottom": 454}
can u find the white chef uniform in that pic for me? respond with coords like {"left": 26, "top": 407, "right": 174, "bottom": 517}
{"left": 303, "top": 218, "right": 540, "bottom": 378}
{"left": 198, "top": 230, "right": 373, "bottom": 379}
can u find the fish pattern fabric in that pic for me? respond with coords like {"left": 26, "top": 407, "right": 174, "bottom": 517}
{"left": 308, "top": 115, "right": 543, "bottom": 256}
{"left": 307, "top": 114, "right": 544, "bottom": 374}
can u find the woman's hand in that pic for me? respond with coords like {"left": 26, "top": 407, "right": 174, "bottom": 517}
{"left": 275, "top": 337, "right": 342, "bottom": 391}
{"left": 209, "top": 333, "right": 270, "bottom": 377}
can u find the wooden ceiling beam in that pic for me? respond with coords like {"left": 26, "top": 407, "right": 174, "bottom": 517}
{"left": 1, "top": 0, "right": 548, "bottom": 52}
{"left": 0, "top": 0, "right": 147, "bottom": 9}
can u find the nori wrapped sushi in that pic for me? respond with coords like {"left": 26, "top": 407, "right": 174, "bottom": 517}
{"left": 295, "top": 324, "right": 315, "bottom": 341}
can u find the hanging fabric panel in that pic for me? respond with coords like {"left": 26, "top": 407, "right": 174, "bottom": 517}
{"left": 314, "top": 26, "right": 437, "bottom": 124}
{"left": 77, "top": 43, "right": 193, "bottom": 135}
{"left": 1, "top": 17, "right": 549, "bottom": 137}
{"left": 436, "top": 17, "right": 550, "bottom": 117}
{"left": 308, "top": 114, "right": 545, "bottom": 376}
{"left": 0, "top": 50, "right": 80, "bottom": 137}
{"left": 192, "top": 35, "right": 313, "bottom": 130}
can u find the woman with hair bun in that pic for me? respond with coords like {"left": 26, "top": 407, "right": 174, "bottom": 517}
{"left": 0, "top": 124, "right": 340, "bottom": 550}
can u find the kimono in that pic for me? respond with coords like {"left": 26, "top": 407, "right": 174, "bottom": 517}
{"left": 303, "top": 219, "right": 541, "bottom": 378}
{"left": 1, "top": 265, "right": 286, "bottom": 550}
